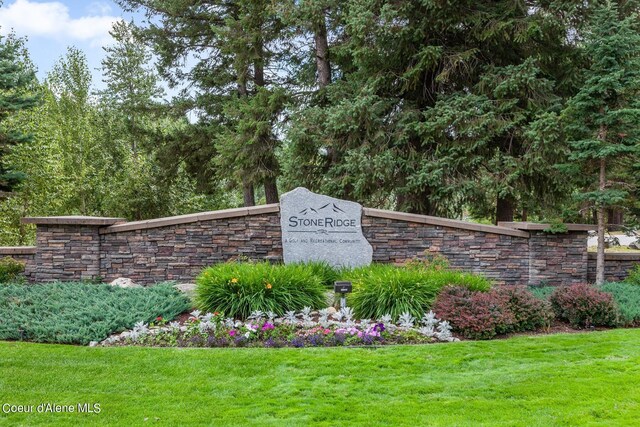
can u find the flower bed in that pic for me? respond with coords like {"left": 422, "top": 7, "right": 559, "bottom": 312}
{"left": 100, "top": 307, "right": 459, "bottom": 348}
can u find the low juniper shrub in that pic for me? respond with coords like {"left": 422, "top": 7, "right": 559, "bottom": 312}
{"left": 550, "top": 284, "right": 619, "bottom": 328}
{"left": 433, "top": 286, "right": 553, "bottom": 339}
{"left": 600, "top": 282, "right": 640, "bottom": 326}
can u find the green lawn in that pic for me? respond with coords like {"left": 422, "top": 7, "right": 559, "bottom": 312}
{"left": 2, "top": 330, "right": 640, "bottom": 426}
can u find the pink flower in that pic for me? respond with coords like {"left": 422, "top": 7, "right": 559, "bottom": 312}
{"left": 323, "top": 329, "right": 331, "bottom": 335}
{"left": 229, "top": 330, "right": 237, "bottom": 337}
{"left": 262, "top": 323, "right": 275, "bottom": 331}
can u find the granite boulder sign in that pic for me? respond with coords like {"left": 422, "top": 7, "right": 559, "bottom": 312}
{"left": 279, "top": 187, "right": 373, "bottom": 267}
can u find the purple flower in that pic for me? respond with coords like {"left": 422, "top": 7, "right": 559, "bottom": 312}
{"left": 262, "top": 322, "right": 275, "bottom": 331}
{"left": 229, "top": 330, "right": 237, "bottom": 337}
{"left": 373, "top": 323, "right": 385, "bottom": 332}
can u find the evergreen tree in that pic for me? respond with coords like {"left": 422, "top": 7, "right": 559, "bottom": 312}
{"left": 0, "top": 33, "right": 39, "bottom": 193}
{"left": 562, "top": 2, "right": 640, "bottom": 284}
{"left": 116, "top": 0, "right": 289, "bottom": 205}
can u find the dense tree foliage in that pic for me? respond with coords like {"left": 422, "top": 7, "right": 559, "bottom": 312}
{"left": 562, "top": 2, "right": 640, "bottom": 283}
{"left": 0, "top": 0, "right": 639, "bottom": 245}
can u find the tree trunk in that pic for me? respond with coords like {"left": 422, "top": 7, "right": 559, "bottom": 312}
{"left": 243, "top": 180, "right": 255, "bottom": 207}
{"left": 596, "top": 157, "right": 607, "bottom": 285}
{"left": 254, "top": 34, "right": 279, "bottom": 204}
{"left": 495, "top": 195, "right": 515, "bottom": 224}
{"left": 264, "top": 177, "right": 279, "bottom": 204}
{"left": 607, "top": 208, "right": 623, "bottom": 226}
{"left": 314, "top": 13, "right": 331, "bottom": 88}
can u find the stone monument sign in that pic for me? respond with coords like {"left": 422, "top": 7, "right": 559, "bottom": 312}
{"left": 279, "top": 187, "right": 373, "bottom": 267}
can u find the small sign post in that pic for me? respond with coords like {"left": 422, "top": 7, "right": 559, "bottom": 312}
{"left": 334, "top": 281, "right": 352, "bottom": 310}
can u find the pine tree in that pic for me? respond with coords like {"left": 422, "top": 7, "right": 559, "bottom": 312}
{"left": 562, "top": 2, "right": 640, "bottom": 284}
{"left": 0, "top": 33, "right": 39, "bottom": 193}
{"left": 116, "top": 0, "right": 288, "bottom": 205}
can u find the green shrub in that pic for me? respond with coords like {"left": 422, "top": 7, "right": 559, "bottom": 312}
{"left": 528, "top": 285, "right": 555, "bottom": 300}
{"left": 600, "top": 282, "right": 640, "bottom": 326}
{"left": 346, "top": 264, "right": 491, "bottom": 321}
{"left": 298, "top": 261, "right": 343, "bottom": 287}
{"left": 195, "top": 262, "right": 327, "bottom": 319}
{"left": 0, "top": 282, "right": 191, "bottom": 344}
{"left": 626, "top": 264, "right": 640, "bottom": 286}
{"left": 0, "top": 257, "right": 25, "bottom": 283}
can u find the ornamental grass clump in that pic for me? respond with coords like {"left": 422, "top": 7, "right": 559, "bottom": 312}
{"left": 345, "top": 264, "right": 491, "bottom": 321}
{"left": 550, "top": 284, "right": 618, "bottom": 328}
{"left": 195, "top": 262, "right": 327, "bottom": 319}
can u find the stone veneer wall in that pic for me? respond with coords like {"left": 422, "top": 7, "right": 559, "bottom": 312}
{"left": 18, "top": 205, "right": 601, "bottom": 285}
{"left": 100, "top": 210, "right": 282, "bottom": 284}
{"left": 587, "top": 253, "right": 640, "bottom": 283}
{"left": 361, "top": 216, "right": 531, "bottom": 285}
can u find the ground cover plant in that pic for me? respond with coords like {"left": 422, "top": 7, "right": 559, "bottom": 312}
{"left": 2, "top": 329, "right": 640, "bottom": 425}
{"left": 195, "top": 262, "right": 328, "bottom": 319}
{"left": 0, "top": 282, "right": 190, "bottom": 345}
{"left": 600, "top": 282, "right": 640, "bottom": 326}
{"left": 346, "top": 263, "right": 491, "bottom": 321}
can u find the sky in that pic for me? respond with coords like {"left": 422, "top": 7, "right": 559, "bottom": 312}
{"left": 0, "top": 0, "right": 138, "bottom": 89}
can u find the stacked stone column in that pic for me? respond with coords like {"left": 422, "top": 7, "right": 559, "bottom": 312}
{"left": 22, "top": 217, "right": 124, "bottom": 282}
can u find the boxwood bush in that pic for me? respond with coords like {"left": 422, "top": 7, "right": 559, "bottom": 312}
{"left": 0, "top": 282, "right": 191, "bottom": 344}
{"left": 345, "top": 264, "right": 491, "bottom": 321}
{"left": 195, "top": 262, "right": 327, "bottom": 319}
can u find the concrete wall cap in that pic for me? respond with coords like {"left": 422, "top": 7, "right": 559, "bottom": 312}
{"left": 498, "top": 221, "right": 596, "bottom": 232}
{"left": 22, "top": 216, "right": 126, "bottom": 226}
{"left": 0, "top": 246, "right": 37, "bottom": 255}
{"left": 363, "top": 208, "right": 530, "bottom": 238}
{"left": 100, "top": 204, "right": 280, "bottom": 234}
{"left": 587, "top": 252, "right": 640, "bottom": 261}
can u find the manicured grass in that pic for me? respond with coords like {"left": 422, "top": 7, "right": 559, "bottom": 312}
{"left": 2, "top": 329, "right": 640, "bottom": 425}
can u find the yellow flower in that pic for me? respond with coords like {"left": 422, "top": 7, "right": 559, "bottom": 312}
{"left": 231, "top": 278, "right": 238, "bottom": 283}
{"left": 265, "top": 283, "right": 272, "bottom": 289}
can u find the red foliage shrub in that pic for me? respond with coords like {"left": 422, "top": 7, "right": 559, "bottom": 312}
{"left": 433, "top": 286, "right": 553, "bottom": 340}
{"left": 550, "top": 284, "right": 618, "bottom": 328}
{"left": 493, "top": 286, "right": 553, "bottom": 332}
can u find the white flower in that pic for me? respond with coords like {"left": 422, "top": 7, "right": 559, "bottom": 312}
{"left": 244, "top": 332, "right": 250, "bottom": 339}
{"left": 248, "top": 310, "right": 264, "bottom": 321}
{"left": 202, "top": 313, "right": 214, "bottom": 323}
{"left": 169, "top": 321, "right": 180, "bottom": 331}
{"left": 421, "top": 311, "right": 438, "bottom": 327}
{"left": 398, "top": 312, "right": 415, "bottom": 329}
{"left": 379, "top": 314, "right": 393, "bottom": 325}
{"left": 190, "top": 310, "right": 202, "bottom": 319}
{"left": 284, "top": 311, "right": 298, "bottom": 324}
